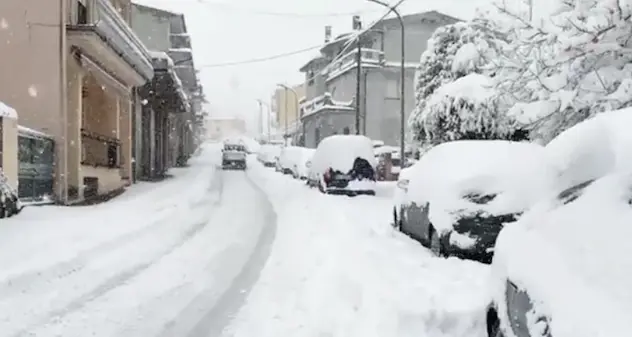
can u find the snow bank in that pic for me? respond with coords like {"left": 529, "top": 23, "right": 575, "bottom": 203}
{"left": 311, "top": 135, "right": 377, "bottom": 174}
{"left": 407, "top": 140, "right": 556, "bottom": 233}
{"left": 225, "top": 161, "right": 491, "bottom": 337}
{"left": 0, "top": 100, "right": 17, "bottom": 119}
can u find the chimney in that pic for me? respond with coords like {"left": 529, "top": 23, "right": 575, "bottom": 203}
{"left": 325, "top": 25, "right": 332, "bottom": 43}
{"left": 352, "top": 15, "right": 362, "bottom": 30}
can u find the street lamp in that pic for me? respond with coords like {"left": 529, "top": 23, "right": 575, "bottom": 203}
{"left": 367, "top": 0, "right": 406, "bottom": 165}
{"left": 276, "top": 83, "right": 300, "bottom": 146}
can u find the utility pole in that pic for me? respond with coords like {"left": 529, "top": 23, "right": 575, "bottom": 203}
{"left": 355, "top": 38, "right": 362, "bottom": 135}
{"left": 257, "top": 99, "right": 263, "bottom": 140}
{"left": 268, "top": 98, "right": 272, "bottom": 142}
{"left": 284, "top": 87, "right": 289, "bottom": 145}
{"left": 354, "top": 15, "right": 362, "bottom": 135}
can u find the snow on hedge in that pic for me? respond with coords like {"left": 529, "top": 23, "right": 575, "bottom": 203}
{"left": 415, "top": 73, "right": 515, "bottom": 144}
{"left": 410, "top": 18, "right": 513, "bottom": 145}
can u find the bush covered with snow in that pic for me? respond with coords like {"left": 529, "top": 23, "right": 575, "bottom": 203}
{"left": 410, "top": 18, "right": 523, "bottom": 145}
{"left": 491, "top": 0, "right": 632, "bottom": 142}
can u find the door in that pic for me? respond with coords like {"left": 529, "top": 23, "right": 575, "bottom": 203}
{"left": 18, "top": 135, "right": 54, "bottom": 200}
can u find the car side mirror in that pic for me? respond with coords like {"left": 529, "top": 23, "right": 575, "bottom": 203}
{"left": 396, "top": 179, "right": 409, "bottom": 190}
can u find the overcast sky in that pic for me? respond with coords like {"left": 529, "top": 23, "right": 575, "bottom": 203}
{"left": 136, "top": 0, "right": 498, "bottom": 134}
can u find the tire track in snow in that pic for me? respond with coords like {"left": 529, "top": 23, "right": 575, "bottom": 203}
{"left": 0, "top": 168, "right": 219, "bottom": 299}
{"left": 156, "top": 169, "right": 278, "bottom": 337}
{"left": 9, "top": 170, "right": 224, "bottom": 337}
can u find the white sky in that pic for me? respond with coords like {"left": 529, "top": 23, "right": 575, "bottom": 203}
{"left": 136, "top": 0, "right": 496, "bottom": 133}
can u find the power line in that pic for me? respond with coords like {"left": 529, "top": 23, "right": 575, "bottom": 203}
{"left": 198, "top": 45, "right": 322, "bottom": 68}
{"left": 186, "top": 0, "right": 380, "bottom": 18}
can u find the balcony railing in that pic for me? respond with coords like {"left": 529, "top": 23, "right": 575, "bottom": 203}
{"left": 81, "top": 129, "right": 121, "bottom": 169}
{"left": 70, "top": 0, "right": 153, "bottom": 80}
{"left": 300, "top": 93, "right": 354, "bottom": 118}
{"left": 325, "top": 48, "right": 384, "bottom": 80}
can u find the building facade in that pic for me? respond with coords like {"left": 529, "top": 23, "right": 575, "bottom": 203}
{"left": 0, "top": 0, "right": 154, "bottom": 203}
{"left": 272, "top": 84, "right": 304, "bottom": 140}
{"left": 298, "top": 11, "right": 460, "bottom": 148}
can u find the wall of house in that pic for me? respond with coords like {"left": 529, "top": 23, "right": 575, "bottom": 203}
{"left": 131, "top": 5, "right": 172, "bottom": 51}
{"left": 303, "top": 111, "right": 355, "bottom": 148}
{"left": 0, "top": 0, "right": 64, "bottom": 195}
{"left": 273, "top": 85, "right": 304, "bottom": 127}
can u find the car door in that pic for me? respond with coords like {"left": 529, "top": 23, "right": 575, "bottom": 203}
{"left": 403, "top": 202, "right": 432, "bottom": 245}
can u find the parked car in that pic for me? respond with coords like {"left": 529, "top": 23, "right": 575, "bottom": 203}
{"left": 294, "top": 148, "right": 315, "bottom": 180}
{"left": 257, "top": 144, "right": 281, "bottom": 167}
{"left": 221, "top": 142, "right": 247, "bottom": 170}
{"left": 277, "top": 146, "right": 304, "bottom": 175}
{"left": 307, "top": 135, "right": 377, "bottom": 196}
{"left": 486, "top": 108, "right": 632, "bottom": 337}
{"left": 393, "top": 140, "right": 556, "bottom": 263}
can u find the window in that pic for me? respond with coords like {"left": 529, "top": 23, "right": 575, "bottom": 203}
{"left": 343, "top": 127, "right": 350, "bottom": 135}
{"left": 77, "top": 0, "right": 87, "bottom": 24}
{"left": 386, "top": 78, "right": 399, "bottom": 99}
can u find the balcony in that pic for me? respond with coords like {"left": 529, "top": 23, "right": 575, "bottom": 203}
{"left": 81, "top": 129, "right": 121, "bottom": 169}
{"left": 67, "top": 0, "right": 153, "bottom": 86}
{"left": 324, "top": 48, "right": 385, "bottom": 81}
{"left": 300, "top": 93, "right": 354, "bottom": 119}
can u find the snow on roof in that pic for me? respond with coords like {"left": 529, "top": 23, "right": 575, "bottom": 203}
{"left": 407, "top": 140, "right": 556, "bottom": 232}
{"left": 149, "top": 50, "right": 175, "bottom": 67}
{"left": 311, "top": 135, "right": 377, "bottom": 173}
{"left": 18, "top": 125, "right": 52, "bottom": 138}
{"left": 492, "top": 171, "right": 632, "bottom": 337}
{"left": 0, "top": 101, "right": 17, "bottom": 119}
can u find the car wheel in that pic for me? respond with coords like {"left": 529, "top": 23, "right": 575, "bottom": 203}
{"left": 429, "top": 226, "right": 443, "bottom": 257}
{"left": 392, "top": 207, "right": 401, "bottom": 230}
{"left": 487, "top": 315, "right": 504, "bottom": 337}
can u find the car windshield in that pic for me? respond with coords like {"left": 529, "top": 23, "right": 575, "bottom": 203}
{"left": 225, "top": 144, "right": 245, "bottom": 151}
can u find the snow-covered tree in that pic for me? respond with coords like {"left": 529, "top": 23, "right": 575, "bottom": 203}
{"left": 493, "top": 0, "right": 632, "bottom": 142}
{"left": 410, "top": 18, "right": 521, "bottom": 144}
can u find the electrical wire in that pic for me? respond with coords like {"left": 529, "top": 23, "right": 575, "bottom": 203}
{"left": 197, "top": 44, "right": 323, "bottom": 68}
{"left": 171, "top": 0, "right": 381, "bottom": 18}
{"left": 195, "top": 0, "right": 408, "bottom": 82}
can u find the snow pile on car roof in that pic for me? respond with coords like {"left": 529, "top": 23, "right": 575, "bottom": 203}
{"left": 407, "top": 140, "right": 556, "bottom": 232}
{"left": 311, "top": 135, "right": 377, "bottom": 173}
{"left": 543, "top": 107, "right": 632, "bottom": 191}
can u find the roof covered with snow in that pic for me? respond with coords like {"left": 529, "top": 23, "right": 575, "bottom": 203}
{"left": 0, "top": 101, "right": 17, "bottom": 120}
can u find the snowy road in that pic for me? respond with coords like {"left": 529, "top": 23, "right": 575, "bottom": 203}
{"left": 0, "top": 144, "right": 277, "bottom": 337}
{"left": 0, "top": 143, "right": 492, "bottom": 337}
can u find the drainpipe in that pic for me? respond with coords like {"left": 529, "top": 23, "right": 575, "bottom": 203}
{"left": 59, "top": 0, "right": 69, "bottom": 203}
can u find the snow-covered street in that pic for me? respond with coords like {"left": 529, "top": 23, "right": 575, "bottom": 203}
{"left": 0, "top": 144, "right": 491, "bottom": 336}
{"left": 222, "top": 157, "right": 491, "bottom": 337}
{"left": 0, "top": 143, "right": 276, "bottom": 336}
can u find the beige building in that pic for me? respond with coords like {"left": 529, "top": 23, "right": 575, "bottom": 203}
{"left": 0, "top": 0, "right": 154, "bottom": 203}
{"left": 272, "top": 84, "right": 305, "bottom": 135}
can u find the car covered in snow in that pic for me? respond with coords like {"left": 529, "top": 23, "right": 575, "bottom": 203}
{"left": 293, "top": 148, "right": 315, "bottom": 180}
{"left": 257, "top": 144, "right": 281, "bottom": 167}
{"left": 393, "top": 140, "right": 556, "bottom": 263}
{"left": 221, "top": 142, "right": 247, "bottom": 170}
{"left": 486, "top": 108, "right": 632, "bottom": 337}
{"left": 307, "top": 135, "right": 377, "bottom": 196}
{"left": 277, "top": 146, "right": 304, "bottom": 175}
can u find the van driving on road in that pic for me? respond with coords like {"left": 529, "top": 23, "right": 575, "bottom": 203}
{"left": 222, "top": 142, "right": 247, "bottom": 170}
